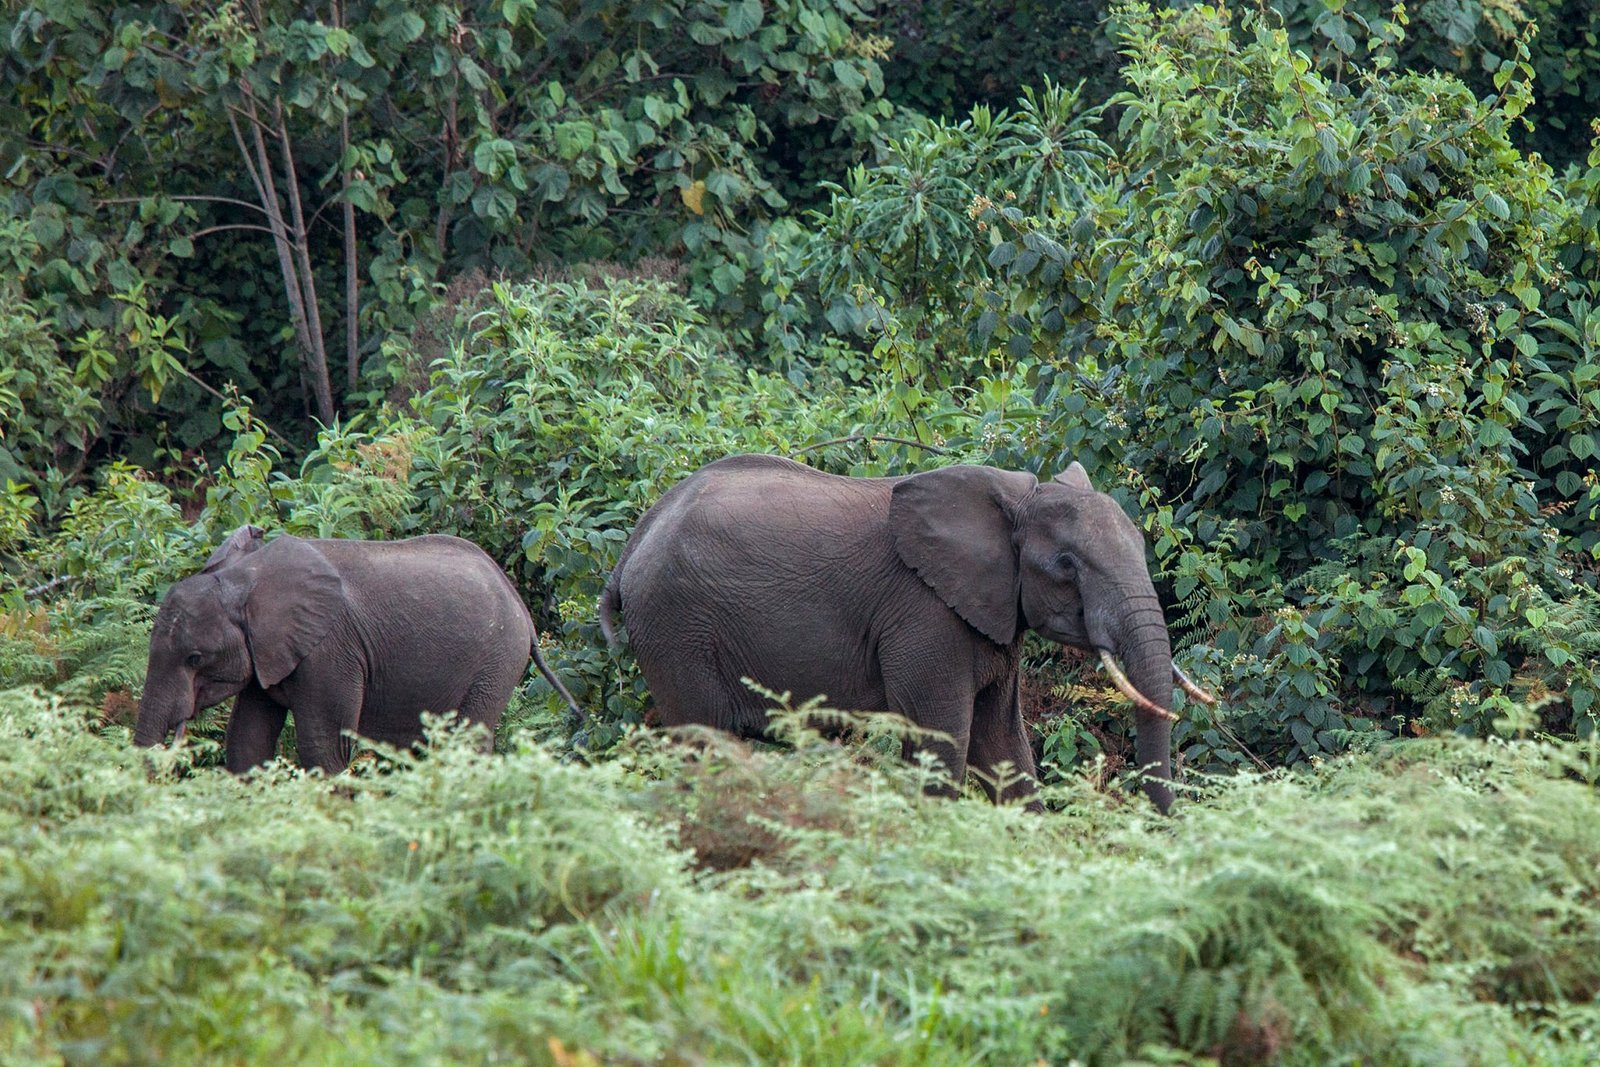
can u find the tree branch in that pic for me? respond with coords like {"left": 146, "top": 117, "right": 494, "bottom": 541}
{"left": 98, "top": 194, "right": 272, "bottom": 216}
{"left": 25, "top": 575, "right": 74, "bottom": 599}
{"left": 177, "top": 367, "right": 294, "bottom": 447}
{"left": 189, "top": 223, "right": 278, "bottom": 240}
{"left": 335, "top": 0, "right": 360, "bottom": 398}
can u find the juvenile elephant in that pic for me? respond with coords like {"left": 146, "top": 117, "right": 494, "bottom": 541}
{"left": 135, "top": 525, "right": 580, "bottom": 772}
{"left": 599, "top": 454, "right": 1211, "bottom": 812}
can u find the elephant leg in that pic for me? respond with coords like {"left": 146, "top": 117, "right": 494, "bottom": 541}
{"left": 225, "top": 684, "right": 289, "bottom": 773}
{"left": 290, "top": 678, "right": 364, "bottom": 774}
{"left": 967, "top": 675, "right": 1040, "bottom": 807}
{"left": 638, "top": 647, "right": 757, "bottom": 737}
{"left": 880, "top": 625, "right": 980, "bottom": 796}
{"left": 885, "top": 683, "right": 975, "bottom": 797}
{"left": 453, "top": 676, "right": 519, "bottom": 753}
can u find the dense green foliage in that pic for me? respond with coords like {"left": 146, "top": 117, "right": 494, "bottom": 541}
{"left": 879, "top": 0, "right": 1122, "bottom": 121}
{"left": 3, "top": 689, "right": 1599, "bottom": 1064}
{"left": 4, "top": 0, "right": 1597, "bottom": 768}
{"left": 2, "top": 0, "right": 890, "bottom": 467}
{"left": 865, "top": 0, "right": 1600, "bottom": 178}
{"left": 1088, "top": 6, "right": 1600, "bottom": 756}
{"left": 803, "top": 3, "right": 1600, "bottom": 768}
{"left": 5, "top": 1, "right": 1600, "bottom": 1055}
{"left": 6, "top": 0, "right": 1597, "bottom": 480}
{"left": 4, "top": 276, "right": 1036, "bottom": 737}
{"left": 1267, "top": 0, "right": 1600, "bottom": 168}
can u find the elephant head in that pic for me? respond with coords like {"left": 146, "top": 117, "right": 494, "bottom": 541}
{"left": 134, "top": 525, "right": 346, "bottom": 748}
{"left": 891, "top": 462, "right": 1209, "bottom": 811}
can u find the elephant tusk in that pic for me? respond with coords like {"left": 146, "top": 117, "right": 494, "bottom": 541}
{"left": 174, "top": 720, "right": 188, "bottom": 746}
{"left": 1173, "top": 663, "right": 1216, "bottom": 705}
{"left": 1098, "top": 650, "right": 1178, "bottom": 722}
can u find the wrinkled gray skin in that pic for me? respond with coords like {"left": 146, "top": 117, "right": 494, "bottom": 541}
{"left": 599, "top": 454, "right": 1181, "bottom": 812}
{"left": 136, "top": 526, "right": 574, "bottom": 772}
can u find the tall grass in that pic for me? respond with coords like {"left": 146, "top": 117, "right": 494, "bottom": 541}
{"left": 2, "top": 689, "right": 1598, "bottom": 1065}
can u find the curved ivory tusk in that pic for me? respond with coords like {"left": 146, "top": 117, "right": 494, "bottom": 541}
{"left": 1098, "top": 650, "right": 1178, "bottom": 721}
{"left": 174, "top": 720, "right": 188, "bottom": 746}
{"left": 1173, "top": 663, "right": 1216, "bottom": 705}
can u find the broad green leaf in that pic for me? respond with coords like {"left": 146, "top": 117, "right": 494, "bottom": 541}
{"left": 473, "top": 139, "right": 518, "bottom": 179}
{"left": 725, "top": 0, "right": 763, "bottom": 36}
{"left": 831, "top": 59, "right": 866, "bottom": 92}
{"left": 554, "top": 122, "right": 596, "bottom": 160}
{"left": 703, "top": 170, "right": 743, "bottom": 201}
{"left": 643, "top": 96, "right": 673, "bottom": 126}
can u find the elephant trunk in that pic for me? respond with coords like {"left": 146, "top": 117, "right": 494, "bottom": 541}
{"left": 1098, "top": 602, "right": 1177, "bottom": 814}
{"left": 1130, "top": 696, "right": 1175, "bottom": 815}
{"left": 132, "top": 708, "right": 168, "bottom": 747}
{"left": 133, "top": 678, "right": 188, "bottom": 747}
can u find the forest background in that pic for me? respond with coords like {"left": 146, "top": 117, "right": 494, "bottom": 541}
{"left": 4, "top": 0, "right": 1600, "bottom": 1062}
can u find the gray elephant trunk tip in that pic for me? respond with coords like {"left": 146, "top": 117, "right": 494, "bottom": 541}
{"left": 132, "top": 718, "right": 164, "bottom": 749}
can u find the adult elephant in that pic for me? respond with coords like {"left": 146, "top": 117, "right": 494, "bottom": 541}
{"left": 599, "top": 454, "right": 1211, "bottom": 812}
{"left": 135, "top": 525, "right": 580, "bottom": 772}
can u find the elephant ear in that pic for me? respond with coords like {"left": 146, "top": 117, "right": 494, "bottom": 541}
{"left": 203, "top": 524, "right": 266, "bottom": 572}
{"left": 890, "top": 465, "right": 1038, "bottom": 645}
{"left": 237, "top": 536, "right": 347, "bottom": 688}
{"left": 1052, "top": 461, "right": 1094, "bottom": 492}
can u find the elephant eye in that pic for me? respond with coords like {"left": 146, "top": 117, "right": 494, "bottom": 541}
{"left": 186, "top": 651, "right": 205, "bottom": 668}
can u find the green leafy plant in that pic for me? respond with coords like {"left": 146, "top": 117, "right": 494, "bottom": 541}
{"left": 804, "top": 80, "right": 1111, "bottom": 380}
{"left": 4, "top": 684, "right": 1600, "bottom": 1063}
{"left": 972, "top": 2, "right": 1600, "bottom": 760}
{"left": 2, "top": 0, "right": 892, "bottom": 468}
{"left": 9, "top": 276, "right": 1043, "bottom": 738}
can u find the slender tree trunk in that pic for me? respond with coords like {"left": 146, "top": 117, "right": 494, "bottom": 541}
{"left": 228, "top": 87, "right": 336, "bottom": 426}
{"left": 334, "top": 0, "right": 361, "bottom": 399}
{"left": 230, "top": 101, "right": 312, "bottom": 359}
{"left": 434, "top": 80, "right": 460, "bottom": 266}
{"left": 272, "top": 98, "right": 334, "bottom": 424}
{"left": 341, "top": 119, "right": 359, "bottom": 395}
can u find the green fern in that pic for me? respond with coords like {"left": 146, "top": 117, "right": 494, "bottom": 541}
{"left": 3, "top": 688, "right": 1600, "bottom": 1064}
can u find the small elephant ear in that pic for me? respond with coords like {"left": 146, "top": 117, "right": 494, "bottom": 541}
{"left": 238, "top": 536, "right": 347, "bottom": 688}
{"left": 203, "top": 524, "right": 266, "bottom": 572}
{"left": 890, "top": 465, "right": 1038, "bottom": 646}
{"left": 1052, "top": 461, "right": 1094, "bottom": 492}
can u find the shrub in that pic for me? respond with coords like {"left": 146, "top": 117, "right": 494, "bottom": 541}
{"left": 1, "top": 0, "right": 893, "bottom": 468}
{"left": 4, "top": 687, "right": 1600, "bottom": 1064}
{"left": 979, "top": 2, "right": 1600, "bottom": 764}
{"left": 9, "top": 276, "right": 1046, "bottom": 745}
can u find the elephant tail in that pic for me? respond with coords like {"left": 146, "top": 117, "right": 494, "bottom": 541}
{"left": 532, "top": 633, "right": 585, "bottom": 722}
{"left": 598, "top": 571, "right": 623, "bottom": 649}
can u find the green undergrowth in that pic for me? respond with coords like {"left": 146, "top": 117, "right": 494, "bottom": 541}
{"left": 2, "top": 690, "right": 1598, "bottom": 1065}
